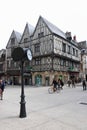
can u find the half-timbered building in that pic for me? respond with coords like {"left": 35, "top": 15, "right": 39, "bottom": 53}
{"left": 29, "top": 16, "right": 80, "bottom": 86}
{"left": 5, "top": 16, "right": 81, "bottom": 86}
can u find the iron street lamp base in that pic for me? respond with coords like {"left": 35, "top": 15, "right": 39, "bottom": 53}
{"left": 19, "top": 101, "right": 26, "bottom": 118}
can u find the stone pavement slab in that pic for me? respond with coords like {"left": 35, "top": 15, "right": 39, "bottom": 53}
{"left": 0, "top": 85, "right": 87, "bottom": 130}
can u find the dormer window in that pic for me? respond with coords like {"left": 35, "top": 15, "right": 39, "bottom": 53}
{"left": 11, "top": 38, "right": 15, "bottom": 44}
{"left": 38, "top": 32, "right": 44, "bottom": 38}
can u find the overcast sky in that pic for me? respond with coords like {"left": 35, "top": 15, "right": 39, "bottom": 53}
{"left": 0, "top": 0, "right": 87, "bottom": 50}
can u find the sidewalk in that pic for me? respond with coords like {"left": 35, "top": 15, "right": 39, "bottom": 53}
{"left": 0, "top": 85, "right": 87, "bottom": 130}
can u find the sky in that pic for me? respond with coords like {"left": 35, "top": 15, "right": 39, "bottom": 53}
{"left": 0, "top": 0, "right": 87, "bottom": 50}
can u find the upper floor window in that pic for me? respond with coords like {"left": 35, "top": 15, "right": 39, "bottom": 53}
{"left": 0, "top": 64, "right": 3, "bottom": 71}
{"left": 67, "top": 45, "right": 71, "bottom": 54}
{"left": 73, "top": 48, "right": 75, "bottom": 56}
{"left": 35, "top": 58, "right": 41, "bottom": 65}
{"left": 7, "top": 60, "right": 11, "bottom": 68}
{"left": 60, "top": 59, "right": 63, "bottom": 65}
{"left": 35, "top": 43, "right": 40, "bottom": 53}
{"left": 38, "top": 32, "right": 44, "bottom": 38}
{"left": 11, "top": 38, "right": 15, "bottom": 44}
{"left": 76, "top": 50, "right": 78, "bottom": 57}
{"left": 11, "top": 48, "right": 15, "bottom": 57}
{"left": 24, "top": 38, "right": 28, "bottom": 43}
{"left": 62, "top": 43, "right": 66, "bottom": 53}
{"left": 63, "top": 60, "right": 66, "bottom": 66}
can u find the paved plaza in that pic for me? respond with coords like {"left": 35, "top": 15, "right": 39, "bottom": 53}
{"left": 0, "top": 84, "right": 87, "bottom": 130}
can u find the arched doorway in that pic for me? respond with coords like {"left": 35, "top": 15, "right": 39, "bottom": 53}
{"left": 24, "top": 73, "right": 32, "bottom": 85}
{"left": 45, "top": 77, "right": 50, "bottom": 86}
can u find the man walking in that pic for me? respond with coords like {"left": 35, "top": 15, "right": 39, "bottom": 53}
{"left": 82, "top": 78, "right": 86, "bottom": 91}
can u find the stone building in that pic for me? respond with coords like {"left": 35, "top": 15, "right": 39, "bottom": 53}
{"left": 0, "top": 49, "right": 6, "bottom": 80}
{"left": 6, "top": 30, "right": 22, "bottom": 84}
{"left": 78, "top": 41, "right": 87, "bottom": 80}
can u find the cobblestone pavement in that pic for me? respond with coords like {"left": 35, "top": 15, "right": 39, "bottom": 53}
{"left": 0, "top": 84, "right": 87, "bottom": 130}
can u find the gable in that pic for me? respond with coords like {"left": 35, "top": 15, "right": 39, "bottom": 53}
{"left": 6, "top": 30, "right": 21, "bottom": 49}
{"left": 20, "top": 23, "right": 34, "bottom": 44}
{"left": 32, "top": 16, "right": 52, "bottom": 40}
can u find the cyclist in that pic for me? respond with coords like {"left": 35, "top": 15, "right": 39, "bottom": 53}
{"left": 52, "top": 78, "right": 58, "bottom": 92}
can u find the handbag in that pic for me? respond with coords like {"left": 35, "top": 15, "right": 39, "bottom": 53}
{"left": 0, "top": 88, "right": 2, "bottom": 94}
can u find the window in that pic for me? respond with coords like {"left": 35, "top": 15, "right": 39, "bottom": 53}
{"left": 11, "top": 38, "right": 15, "bottom": 44}
{"left": 35, "top": 43, "right": 40, "bottom": 53}
{"left": 24, "top": 38, "right": 28, "bottom": 43}
{"left": 63, "top": 60, "right": 66, "bottom": 66}
{"left": 67, "top": 45, "right": 71, "bottom": 54}
{"left": 73, "top": 48, "right": 75, "bottom": 56}
{"left": 11, "top": 60, "right": 14, "bottom": 68}
{"left": 62, "top": 43, "right": 66, "bottom": 52}
{"left": 60, "top": 59, "right": 63, "bottom": 65}
{"left": 0, "top": 64, "right": 3, "bottom": 71}
{"left": 66, "top": 60, "right": 69, "bottom": 66}
{"left": 76, "top": 50, "right": 78, "bottom": 57}
{"left": 35, "top": 58, "right": 41, "bottom": 65}
{"left": 38, "top": 32, "right": 44, "bottom": 38}
{"left": 7, "top": 60, "right": 11, "bottom": 68}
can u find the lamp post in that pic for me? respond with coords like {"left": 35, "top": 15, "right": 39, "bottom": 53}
{"left": 11, "top": 47, "right": 32, "bottom": 118}
{"left": 19, "top": 60, "right": 26, "bottom": 118}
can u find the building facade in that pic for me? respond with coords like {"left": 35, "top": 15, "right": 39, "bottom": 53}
{"left": 0, "top": 49, "right": 6, "bottom": 80}
{"left": 78, "top": 41, "right": 87, "bottom": 80}
{"left": 1, "top": 16, "right": 81, "bottom": 86}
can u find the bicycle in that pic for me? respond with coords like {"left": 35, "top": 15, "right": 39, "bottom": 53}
{"left": 48, "top": 86, "right": 61, "bottom": 94}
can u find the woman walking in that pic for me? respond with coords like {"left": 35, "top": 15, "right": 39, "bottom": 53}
{"left": 0, "top": 80, "right": 5, "bottom": 100}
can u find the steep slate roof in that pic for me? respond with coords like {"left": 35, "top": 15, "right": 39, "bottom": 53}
{"left": 41, "top": 16, "right": 66, "bottom": 39}
{"left": 14, "top": 31, "right": 22, "bottom": 42}
{"left": 40, "top": 16, "right": 79, "bottom": 47}
{"left": 27, "top": 23, "right": 35, "bottom": 36}
{"left": 19, "top": 23, "right": 35, "bottom": 43}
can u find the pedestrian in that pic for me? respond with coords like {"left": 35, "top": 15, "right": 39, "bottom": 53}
{"left": 82, "top": 78, "right": 86, "bottom": 91}
{"left": 67, "top": 79, "right": 71, "bottom": 87}
{"left": 0, "top": 80, "right": 5, "bottom": 100}
{"left": 57, "top": 78, "right": 61, "bottom": 89}
{"left": 60, "top": 79, "right": 64, "bottom": 89}
{"left": 71, "top": 79, "right": 75, "bottom": 88}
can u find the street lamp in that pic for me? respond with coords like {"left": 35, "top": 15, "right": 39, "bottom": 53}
{"left": 12, "top": 47, "right": 32, "bottom": 118}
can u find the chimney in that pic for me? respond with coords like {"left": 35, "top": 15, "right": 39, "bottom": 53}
{"left": 65, "top": 31, "right": 72, "bottom": 41}
{"left": 73, "top": 35, "right": 76, "bottom": 41}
